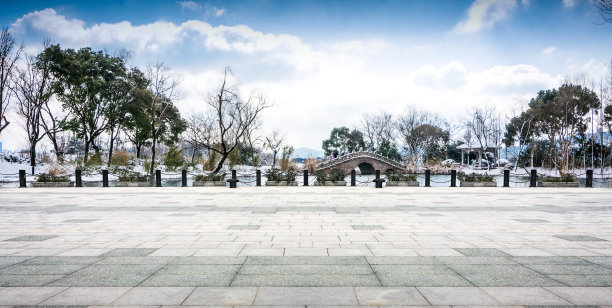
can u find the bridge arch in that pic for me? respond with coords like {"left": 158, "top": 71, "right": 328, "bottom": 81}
{"left": 356, "top": 162, "right": 375, "bottom": 175}
{"left": 316, "top": 151, "right": 406, "bottom": 175}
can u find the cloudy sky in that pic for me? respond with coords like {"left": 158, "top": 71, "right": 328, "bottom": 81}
{"left": 1, "top": 0, "right": 610, "bottom": 151}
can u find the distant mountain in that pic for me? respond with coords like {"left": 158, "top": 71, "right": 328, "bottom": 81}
{"left": 292, "top": 147, "right": 324, "bottom": 159}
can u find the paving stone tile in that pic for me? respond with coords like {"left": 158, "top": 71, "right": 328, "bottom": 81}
{"left": 354, "top": 287, "right": 429, "bottom": 305}
{"left": 254, "top": 287, "right": 358, "bottom": 305}
{"left": 436, "top": 256, "right": 515, "bottom": 264}
{"left": 56, "top": 248, "right": 111, "bottom": 257}
{"left": 0, "top": 275, "right": 63, "bottom": 287}
{"left": 463, "top": 273, "right": 566, "bottom": 287}
{"left": 0, "top": 264, "right": 86, "bottom": 275}
{"left": 545, "top": 286, "right": 612, "bottom": 305}
{"left": 0, "top": 257, "right": 32, "bottom": 268}
{"left": 366, "top": 256, "right": 442, "bottom": 264}
{"left": 548, "top": 274, "right": 612, "bottom": 286}
{"left": 227, "top": 225, "right": 261, "bottom": 230}
{"left": 102, "top": 248, "right": 158, "bottom": 257}
{"left": 139, "top": 274, "right": 234, "bottom": 287}
{"left": 62, "top": 219, "right": 99, "bottom": 223}
{"left": 580, "top": 256, "right": 612, "bottom": 267}
{"left": 454, "top": 248, "right": 511, "bottom": 257}
{"left": 112, "top": 287, "right": 195, "bottom": 305}
{"left": 511, "top": 256, "right": 592, "bottom": 265}
{"left": 169, "top": 256, "right": 245, "bottom": 264}
{"left": 245, "top": 256, "right": 366, "bottom": 264}
{"left": 22, "top": 257, "right": 102, "bottom": 265}
{"left": 553, "top": 235, "right": 608, "bottom": 242}
{"left": 97, "top": 256, "right": 176, "bottom": 264}
{"left": 283, "top": 248, "right": 329, "bottom": 256}
{"left": 70, "top": 264, "right": 163, "bottom": 276}
{"left": 514, "top": 219, "right": 549, "bottom": 223}
{"left": 239, "top": 264, "right": 373, "bottom": 275}
{"left": 372, "top": 264, "right": 454, "bottom": 275}
{"left": 231, "top": 274, "right": 381, "bottom": 286}
{"left": 525, "top": 264, "right": 612, "bottom": 275}
{"left": 182, "top": 287, "right": 257, "bottom": 305}
{"left": 417, "top": 287, "right": 500, "bottom": 305}
{"left": 481, "top": 287, "right": 572, "bottom": 305}
{"left": 158, "top": 264, "right": 240, "bottom": 275}
{"left": 377, "top": 274, "right": 473, "bottom": 287}
{"left": 46, "top": 274, "right": 150, "bottom": 287}
{"left": 0, "top": 287, "right": 67, "bottom": 305}
{"left": 41, "top": 287, "right": 131, "bottom": 305}
{"left": 448, "top": 264, "right": 539, "bottom": 275}
{"left": 351, "top": 225, "right": 385, "bottom": 230}
{"left": 4, "top": 235, "right": 59, "bottom": 242}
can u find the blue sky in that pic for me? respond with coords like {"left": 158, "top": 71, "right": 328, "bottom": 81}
{"left": 1, "top": 0, "right": 611, "bottom": 151}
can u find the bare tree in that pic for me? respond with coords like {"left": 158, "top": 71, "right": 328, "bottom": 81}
{"left": 145, "top": 62, "right": 181, "bottom": 176}
{"left": 183, "top": 112, "right": 213, "bottom": 163}
{"left": 465, "top": 105, "right": 501, "bottom": 170}
{"left": 593, "top": 0, "right": 612, "bottom": 23}
{"left": 201, "top": 68, "right": 270, "bottom": 173}
{"left": 264, "top": 130, "right": 284, "bottom": 167}
{"left": 359, "top": 111, "right": 395, "bottom": 151}
{"left": 0, "top": 28, "right": 23, "bottom": 135}
{"left": 397, "top": 106, "right": 447, "bottom": 167}
{"left": 11, "top": 53, "right": 53, "bottom": 168}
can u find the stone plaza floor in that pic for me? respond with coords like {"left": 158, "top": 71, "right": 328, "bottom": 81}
{"left": 0, "top": 186, "right": 611, "bottom": 307}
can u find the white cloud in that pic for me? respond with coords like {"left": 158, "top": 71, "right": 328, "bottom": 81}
{"left": 541, "top": 46, "right": 556, "bottom": 55}
{"left": 454, "top": 0, "right": 517, "bottom": 33}
{"left": 178, "top": 1, "right": 201, "bottom": 11}
{"left": 521, "top": 0, "right": 530, "bottom": 7}
{"left": 563, "top": 0, "right": 576, "bottom": 8}
{"left": 213, "top": 7, "right": 225, "bottom": 17}
{"left": 1, "top": 8, "right": 590, "bottom": 151}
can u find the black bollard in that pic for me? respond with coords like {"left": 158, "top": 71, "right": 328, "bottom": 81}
{"left": 351, "top": 170, "right": 356, "bottom": 187}
{"left": 75, "top": 169, "right": 82, "bottom": 187}
{"left": 450, "top": 170, "right": 457, "bottom": 187}
{"left": 530, "top": 169, "right": 537, "bottom": 187}
{"left": 256, "top": 170, "right": 261, "bottom": 187}
{"left": 303, "top": 170, "right": 309, "bottom": 186}
{"left": 19, "top": 170, "right": 26, "bottom": 188}
{"left": 373, "top": 170, "right": 385, "bottom": 188}
{"left": 102, "top": 170, "right": 109, "bottom": 187}
{"left": 586, "top": 169, "right": 593, "bottom": 188}
{"left": 425, "top": 170, "right": 431, "bottom": 187}
{"left": 181, "top": 170, "right": 187, "bottom": 187}
{"left": 155, "top": 170, "right": 162, "bottom": 187}
{"left": 227, "top": 169, "right": 239, "bottom": 188}
{"left": 503, "top": 169, "right": 510, "bottom": 187}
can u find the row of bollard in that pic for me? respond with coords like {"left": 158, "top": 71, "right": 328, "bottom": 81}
{"left": 17, "top": 168, "right": 596, "bottom": 188}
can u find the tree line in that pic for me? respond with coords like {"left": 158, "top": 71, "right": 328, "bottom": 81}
{"left": 321, "top": 75, "right": 612, "bottom": 175}
{"left": 0, "top": 28, "right": 269, "bottom": 175}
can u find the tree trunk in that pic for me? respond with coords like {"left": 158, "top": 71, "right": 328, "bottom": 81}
{"left": 83, "top": 136, "right": 90, "bottom": 163}
{"left": 213, "top": 152, "right": 229, "bottom": 174}
{"left": 108, "top": 136, "right": 115, "bottom": 167}
{"left": 136, "top": 144, "right": 141, "bottom": 159}
{"left": 149, "top": 136, "right": 157, "bottom": 176}
{"left": 30, "top": 141, "right": 36, "bottom": 168}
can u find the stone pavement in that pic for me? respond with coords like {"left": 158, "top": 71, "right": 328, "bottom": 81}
{"left": 0, "top": 186, "right": 611, "bottom": 306}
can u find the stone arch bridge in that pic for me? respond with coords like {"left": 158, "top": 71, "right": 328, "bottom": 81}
{"left": 316, "top": 151, "right": 406, "bottom": 175}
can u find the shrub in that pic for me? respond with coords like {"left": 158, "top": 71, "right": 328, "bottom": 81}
{"left": 164, "top": 146, "right": 186, "bottom": 171}
{"left": 387, "top": 172, "right": 417, "bottom": 182}
{"left": 194, "top": 172, "right": 226, "bottom": 181}
{"left": 111, "top": 150, "right": 131, "bottom": 166}
{"left": 118, "top": 173, "right": 150, "bottom": 182}
{"left": 315, "top": 169, "right": 346, "bottom": 182}
{"left": 265, "top": 168, "right": 296, "bottom": 182}
{"left": 457, "top": 172, "right": 494, "bottom": 182}
{"left": 542, "top": 173, "right": 576, "bottom": 182}
{"left": 87, "top": 151, "right": 103, "bottom": 166}
{"left": 36, "top": 173, "right": 70, "bottom": 182}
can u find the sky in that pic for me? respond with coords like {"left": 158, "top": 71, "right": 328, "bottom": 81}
{"left": 0, "top": 0, "right": 611, "bottom": 151}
